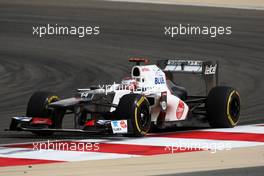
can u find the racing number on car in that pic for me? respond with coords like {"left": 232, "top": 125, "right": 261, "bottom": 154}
{"left": 81, "top": 92, "right": 93, "bottom": 99}
{"left": 81, "top": 92, "right": 89, "bottom": 98}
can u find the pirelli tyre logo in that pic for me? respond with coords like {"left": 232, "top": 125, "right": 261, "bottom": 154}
{"left": 204, "top": 64, "right": 217, "bottom": 75}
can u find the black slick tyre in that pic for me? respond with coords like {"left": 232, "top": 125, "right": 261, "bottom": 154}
{"left": 26, "top": 91, "right": 61, "bottom": 136}
{"left": 115, "top": 94, "right": 151, "bottom": 137}
{"left": 206, "top": 86, "right": 240, "bottom": 128}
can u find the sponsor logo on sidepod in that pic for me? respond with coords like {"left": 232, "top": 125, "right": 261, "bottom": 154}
{"left": 155, "top": 77, "right": 165, "bottom": 84}
{"left": 176, "top": 100, "right": 185, "bottom": 119}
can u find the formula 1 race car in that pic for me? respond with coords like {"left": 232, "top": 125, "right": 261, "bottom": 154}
{"left": 9, "top": 58, "right": 241, "bottom": 137}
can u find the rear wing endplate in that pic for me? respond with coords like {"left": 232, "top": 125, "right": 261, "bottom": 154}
{"left": 157, "top": 59, "right": 219, "bottom": 95}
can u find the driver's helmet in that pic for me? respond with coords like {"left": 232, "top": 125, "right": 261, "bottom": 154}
{"left": 119, "top": 77, "right": 137, "bottom": 91}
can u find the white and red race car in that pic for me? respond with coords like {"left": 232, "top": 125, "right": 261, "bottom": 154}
{"left": 9, "top": 58, "right": 241, "bottom": 137}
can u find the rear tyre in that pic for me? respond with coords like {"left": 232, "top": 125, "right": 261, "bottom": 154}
{"left": 26, "top": 91, "right": 62, "bottom": 136}
{"left": 115, "top": 94, "right": 151, "bottom": 137}
{"left": 206, "top": 86, "right": 240, "bottom": 128}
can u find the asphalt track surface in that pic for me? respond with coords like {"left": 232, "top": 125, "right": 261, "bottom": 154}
{"left": 0, "top": 0, "right": 264, "bottom": 145}
{"left": 163, "top": 166, "right": 264, "bottom": 176}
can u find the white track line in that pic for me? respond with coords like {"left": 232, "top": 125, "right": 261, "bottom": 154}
{"left": 104, "top": 137, "right": 264, "bottom": 148}
{"left": 0, "top": 147, "right": 138, "bottom": 161}
{"left": 202, "top": 125, "right": 264, "bottom": 134}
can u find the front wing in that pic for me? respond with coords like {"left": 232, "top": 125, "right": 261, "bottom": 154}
{"left": 8, "top": 116, "right": 135, "bottom": 135}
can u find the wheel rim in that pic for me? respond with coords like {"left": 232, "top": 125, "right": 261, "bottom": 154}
{"left": 138, "top": 104, "right": 150, "bottom": 130}
{"left": 229, "top": 95, "right": 240, "bottom": 122}
{"left": 45, "top": 96, "right": 59, "bottom": 113}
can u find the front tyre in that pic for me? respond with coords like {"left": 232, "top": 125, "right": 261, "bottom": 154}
{"left": 206, "top": 86, "right": 240, "bottom": 128}
{"left": 26, "top": 91, "right": 62, "bottom": 136}
{"left": 115, "top": 94, "right": 151, "bottom": 137}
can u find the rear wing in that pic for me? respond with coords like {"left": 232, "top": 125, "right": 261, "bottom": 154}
{"left": 157, "top": 59, "right": 219, "bottom": 95}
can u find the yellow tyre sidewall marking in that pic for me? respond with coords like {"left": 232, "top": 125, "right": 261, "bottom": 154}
{"left": 46, "top": 96, "right": 59, "bottom": 110}
{"left": 47, "top": 96, "right": 59, "bottom": 104}
{"left": 135, "top": 97, "right": 148, "bottom": 134}
{"left": 227, "top": 90, "right": 239, "bottom": 126}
